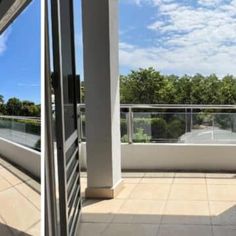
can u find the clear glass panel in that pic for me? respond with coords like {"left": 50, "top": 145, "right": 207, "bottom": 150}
{"left": 78, "top": 107, "right": 236, "bottom": 144}
{"left": 121, "top": 111, "right": 128, "bottom": 143}
{"left": 0, "top": 116, "right": 41, "bottom": 150}
{"left": 132, "top": 112, "right": 186, "bottom": 143}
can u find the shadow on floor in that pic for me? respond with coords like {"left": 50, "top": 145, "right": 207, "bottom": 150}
{"left": 0, "top": 222, "right": 32, "bottom": 236}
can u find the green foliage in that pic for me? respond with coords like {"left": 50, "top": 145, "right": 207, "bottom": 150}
{"left": 120, "top": 68, "right": 236, "bottom": 105}
{"left": 121, "top": 116, "right": 186, "bottom": 143}
{"left": 150, "top": 117, "right": 168, "bottom": 140}
{"left": 6, "top": 98, "right": 22, "bottom": 116}
{"left": 133, "top": 128, "right": 151, "bottom": 143}
{"left": 0, "top": 96, "right": 40, "bottom": 117}
{"left": 167, "top": 119, "right": 185, "bottom": 139}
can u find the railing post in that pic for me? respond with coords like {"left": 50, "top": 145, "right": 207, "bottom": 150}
{"left": 212, "top": 115, "right": 215, "bottom": 141}
{"left": 185, "top": 108, "right": 188, "bottom": 133}
{"left": 77, "top": 104, "right": 81, "bottom": 142}
{"left": 128, "top": 107, "right": 133, "bottom": 144}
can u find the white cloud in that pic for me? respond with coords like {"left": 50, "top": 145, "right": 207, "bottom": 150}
{"left": 198, "top": 0, "right": 224, "bottom": 6}
{"left": 120, "top": 0, "right": 236, "bottom": 76}
{"left": 0, "top": 32, "right": 9, "bottom": 55}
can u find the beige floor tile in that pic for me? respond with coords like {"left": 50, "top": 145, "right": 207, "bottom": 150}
{"left": 0, "top": 168, "right": 24, "bottom": 186}
{"left": 81, "top": 199, "right": 124, "bottom": 223}
{"left": 209, "top": 201, "right": 236, "bottom": 225}
{"left": 15, "top": 182, "right": 41, "bottom": 210}
{"left": 141, "top": 178, "right": 173, "bottom": 184}
{"left": 208, "top": 185, "right": 236, "bottom": 201}
{"left": 0, "top": 176, "right": 12, "bottom": 192}
{"left": 116, "top": 184, "right": 137, "bottom": 199}
{"left": 213, "top": 226, "right": 236, "bottom": 236}
{"left": 123, "top": 178, "right": 142, "bottom": 184}
{"left": 77, "top": 223, "right": 108, "bottom": 236}
{"left": 158, "top": 225, "right": 212, "bottom": 236}
{"left": 130, "top": 183, "right": 171, "bottom": 200}
{"left": 162, "top": 201, "right": 211, "bottom": 225}
{"left": 144, "top": 172, "right": 175, "bottom": 178}
{"left": 5, "top": 165, "right": 31, "bottom": 183}
{"left": 26, "top": 221, "right": 41, "bottom": 236}
{"left": 0, "top": 188, "right": 40, "bottom": 233}
{"left": 169, "top": 184, "right": 208, "bottom": 201}
{"left": 173, "top": 178, "right": 205, "bottom": 184}
{"left": 102, "top": 223, "right": 159, "bottom": 236}
{"left": 113, "top": 199, "right": 165, "bottom": 224}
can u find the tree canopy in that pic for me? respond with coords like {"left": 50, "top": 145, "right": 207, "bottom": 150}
{"left": 0, "top": 96, "right": 40, "bottom": 117}
{"left": 120, "top": 68, "right": 236, "bottom": 105}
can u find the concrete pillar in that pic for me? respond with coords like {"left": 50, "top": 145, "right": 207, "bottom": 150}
{"left": 82, "top": 0, "right": 122, "bottom": 198}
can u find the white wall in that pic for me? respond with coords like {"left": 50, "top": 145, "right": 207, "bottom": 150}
{"left": 0, "top": 137, "right": 40, "bottom": 179}
{"left": 80, "top": 143, "right": 236, "bottom": 171}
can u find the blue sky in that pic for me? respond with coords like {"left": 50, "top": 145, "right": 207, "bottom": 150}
{"left": 0, "top": 0, "right": 40, "bottom": 104}
{"left": 118, "top": 0, "right": 236, "bottom": 77}
{"left": 74, "top": 0, "right": 236, "bottom": 78}
{"left": 0, "top": 0, "right": 235, "bottom": 102}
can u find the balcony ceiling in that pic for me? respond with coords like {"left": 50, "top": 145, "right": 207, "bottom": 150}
{"left": 0, "top": 0, "right": 31, "bottom": 34}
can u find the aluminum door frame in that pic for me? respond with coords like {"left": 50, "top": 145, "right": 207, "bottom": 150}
{"left": 49, "top": 0, "right": 81, "bottom": 235}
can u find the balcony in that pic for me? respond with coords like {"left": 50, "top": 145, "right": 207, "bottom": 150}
{"left": 0, "top": 116, "right": 41, "bottom": 178}
{"left": 0, "top": 116, "right": 41, "bottom": 235}
{"left": 79, "top": 172, "right": 236, "bottom": 236}
{"left": 79, "top": 104, "right": 236, "bottom": 171}
{"left": 76, "top": 104, "right": 236, "bottom": 235}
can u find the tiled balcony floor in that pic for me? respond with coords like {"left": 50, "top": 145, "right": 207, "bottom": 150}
{"left": 0, "top": 157, "right": 40, "bottom": 236}
{"left": 79, "top": 172, "right": 236, "bottom": 236}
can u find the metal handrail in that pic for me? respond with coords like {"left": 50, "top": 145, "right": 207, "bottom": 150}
{"left": 0, "top": 115, "right": 41, "bottom": 121}
{"left": 78, "top": 104, "right": 236, "bottom": 110}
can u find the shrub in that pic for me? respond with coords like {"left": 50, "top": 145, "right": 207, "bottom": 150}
{"left": 150, "top": 117, "right": 167, "bottom": 140}
{"left": 167, "top": 118, "right": 185, "bottom": 140}
{"left": 133, "top": 128, "right": 151, "bottom": 143}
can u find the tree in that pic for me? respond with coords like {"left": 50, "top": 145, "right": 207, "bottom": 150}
{"left": 6, "top": 97, "right": 22, "bottom": 116}
{"left": 0, "top": 95, "right": 4, "bottom": 104}
{"left": 220, "top": 75, "right": 236, "bottom": 104}
{"left": 120, "top": 68, "right": 167, "bottom": 104}
{"left": 120, "top": 68, "right": 236, "bottom": 105}
{"left": 0, "top": 95, "right": 5, "bottom": 115}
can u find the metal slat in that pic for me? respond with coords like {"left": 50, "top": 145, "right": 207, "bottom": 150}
{"left": 69, "top": 197, "right": 81, "bottom": 236}
{"left": 65, "top": 130, "right": 78, "bottom": 153}
{"left": 67, "top": 161, "right": 79, "bottom": 187}
{"left": 67, "top": 174, "right": 80, "bottom": 204}
{"left": 66, "top": 147, "right": 78, "bottom": 170}
{"left": 68, "top": 186, "right": 80, "bottom": 218}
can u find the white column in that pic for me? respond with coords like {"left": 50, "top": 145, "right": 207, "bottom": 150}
{"left": 82, "top": 0, "right": 122, "bottom": 198}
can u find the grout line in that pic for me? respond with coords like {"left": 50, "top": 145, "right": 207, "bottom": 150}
{"left": 13, "top": 184, "right": 41, "bottom": 212}
{"left": 156, "top": 173, "right": 175, "bottom": 236}
{"left": 205, "top": 175, "right": 215, "bottom": 236}
{"left": 24, "top": 219, "right": 41, "bottom": 233}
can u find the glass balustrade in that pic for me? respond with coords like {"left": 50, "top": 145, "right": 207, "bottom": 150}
{"left": 78, "top": 104, "right": 236, "bottom": 144}
{"left": 0, "top": 116, "right": 41, "bottom": 151}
